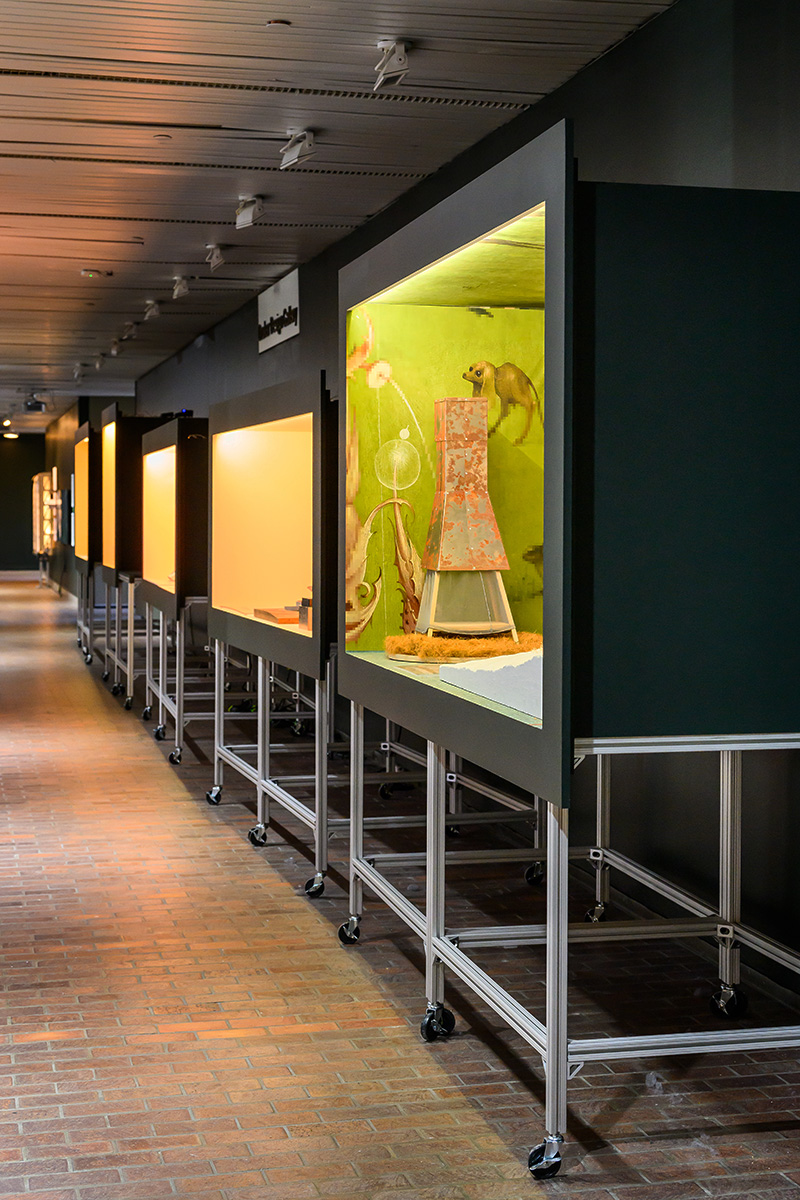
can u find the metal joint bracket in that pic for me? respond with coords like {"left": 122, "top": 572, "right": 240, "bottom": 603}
{"left": 568, "top": 1062, "right": 584, "bottom": 1080}
{"left": 446, "top": 772, "right": 457, "bottom": 784}
{"left": 380, "top": 742, "right": 390, "bottom": 752}
{"left": 573, "top": 755, "right": 585, "bottom": 772}
{"left": 588, "top": 847, "right": 605, "bottom": 864}
{"left": 716, "top": 923, "right": 740, "bottom": 948}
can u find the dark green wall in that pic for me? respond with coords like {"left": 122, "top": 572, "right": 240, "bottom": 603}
{"left": 0, "top": 434, "right": 45, "bottom": 569}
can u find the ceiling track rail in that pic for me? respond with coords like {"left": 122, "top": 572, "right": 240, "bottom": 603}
{"left": 0, "top": 151, "right": 426, "bottom": 180}
{"left": 0, "top": 211, "right": 356, "bottom": 229}
{"left": 0, "top": 67, "right": 524, "bottom": 111}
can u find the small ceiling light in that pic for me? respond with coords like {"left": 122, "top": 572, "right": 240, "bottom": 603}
{"left": 153, "top": 133, "right": 173, "bottom": 141}
{"left": 266, "top": 18, "right": 291, "bottom": 25}
{"left": 80, "top": 267, "right": 112, "bottom": 278}
{"left": 374, "top": 39, "right": 409, "bottom": 91}
{"left": 3, "top": 432, "right": 19, "bottom": 440}
{"left": 172, "top": 276, "right": 190, "bottom": 299}
{"left": 144, "top": 299, "right": 160, "bottom": 321}
{"left": 2, "top": 418, "right": 10, "bottom": 427}
{"left": 279, "top": 129, "right": 315, "bottom": 170}
{"left": 109, "top": 339, "right": 121, "bottom": 357}
{"left": 235, "top": 195, "right": 266, "bottom": 230}
{"left": 122, "top": 321, "right": 138, "bottom": 340}
{"left": 205, "top": 244, "right": 225, "bottom": 272}
{"left": 73, "top": 363, "right": 84, "bottom": 382}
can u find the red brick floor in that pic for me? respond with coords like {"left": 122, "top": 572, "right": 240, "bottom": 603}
{"left": 2, "top": 578, "right": 800, "bottom": 1199}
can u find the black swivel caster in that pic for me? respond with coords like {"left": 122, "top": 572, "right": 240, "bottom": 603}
{"left": 290, "top": 718, "right": 305, "bottom": 737}
{"left": 525, "top": 863, "right": 545, "bottom": 886}
{"left": 153, "top": 725, "right": 166, "bottom": 741}
{"left": 111, "top": 682, "right": 123, "bottom": 696}
{"left": 419, "top": 1006, "right": 456, "bottom": 1042}
{"left": 123, "top": 696, "right": 133, "bottom": 711}
{"left": 710, "top": 986, "right": 748, "bottom": 1018}
{"left": 445, "top": 824, "right": 461, "bottom": 838}
{"left": 206, "top": 786, "right": 222, "bottom": 806}
{"left": 584, "top": 902, "right": 607, "bottom": 923}
{"left": 304, "top": 874, "right": 325, "bottom": 898}
{"left": 528, "top": 1138, "right": 563, "bottom": 1180}
{"left": 142, "top": 706, "right": 152, "bottom": 721}
{"left": 248, "top": 824, "right": 268, "bottom": 846}
{"left": 168, "top": 749, "right": 182, "bottom": 765}
{"left": 337, "top": 918, "right": 360, "bottom": 945}
{"left": 102, "top": 670, "right": 110, "bottom": 682}
{"left": 84, "top": 653, "right": 93, "bottom": 666}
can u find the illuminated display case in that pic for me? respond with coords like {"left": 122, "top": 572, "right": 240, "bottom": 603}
{"left": 139, "top": 417, "right": 209, "bottom": 619}
{"left": 207, "top": 373, "right": 336, "bottom": 680}
{"left": 340, "top": 123, "right": 570, "bottom": 804}
{"left": 99, "top": 404, "right": 166, "bottom": 587}
{"left": 340, "top": 121, "right": 800, "bottom": 807}
{"left": 32, "top": 471, "right": 58, "bottom": 557}
{"left": 73, "top": 422, "right": 102, "bottom": 576}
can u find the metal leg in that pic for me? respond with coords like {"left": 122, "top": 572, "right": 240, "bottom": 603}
{"left": 144, "top": 602, "right": 153, "bottom": 713}
{"left": 172, "top": 608, "right": 185, "bottom": 760}
{"left": 158, "top": 611, "right": 167, "bottom": 728}
{"left": 587, "top": 755, "right": 611, "bottom": 920}
{"left": 529, "top": 801, "right": 568, "bottom": 1178}
{"left": 206, "top": 640, "right": 224, "bottom": 806}
{"left": 125, "top": 577, "right": 135, "bottom": 703}
{"left": 340, "top": 701, "right": 364, "bottom": 941}
{"left": 87, "top": 572, "right": 95, "bottom": 659}
{"left": 420, "top": 741, "right": 454, "bottom": 1042}
{"left": 113, "top": 585, "right": 122, "bottom": 686}
{"left": 712, "top": 750, "right": 746, "bottom": 1016}
{"left": 103, "top": 580, "right": 111, "bottom": 675}
{"left": 254, "top": 657, "right": 270, "bottom": 832}
{"left": 304, "top": 675, "right": 328, "bottom": 897}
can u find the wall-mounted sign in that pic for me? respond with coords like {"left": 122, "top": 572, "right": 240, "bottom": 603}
{"left": 257, "top": 270, "right": 300, "bottom": 353}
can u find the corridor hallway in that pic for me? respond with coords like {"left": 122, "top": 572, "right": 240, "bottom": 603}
{"left": 0, "top": 578, "right": 538, "bottom": 1199}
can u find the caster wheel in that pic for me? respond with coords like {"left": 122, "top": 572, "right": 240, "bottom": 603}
{"left": 710, "top": 986, "right": 748, "bottom": 1018}
{"left": 528, "top": 1141, "right": 562, "bottom": 1180}
{"left": 584, "top": 902, "right": 607, "bottom": 923}
{"left": 438, "top": 1008, "right": 456, "bottom": 1035}
{"left": 525, "top": 863, "right": 545, "bottom": 886}
{"left": 248, "top": 825, "right": 268, "bottom": 847}
{"left": 206, "top": 786, "right": 222, "bottom": 806}
{"left": 290, "top": 719, "right": 305, "bottom": 737}
{"left": 304, "top": 875, "right": 325, "bottom": 898}
{"left": 123, "top": 696, "right": 133, "bottom": 711}
{"left": 141, "top": 706, "right": 152, "bottom": 721}
{"left": 168, "top": 749, "right": 182, "bottom": 765}
{"left": 338, "top": 920, "right": 360, "bottom": 946}
{"left": 420, "top": 1007, "right": 455, "bottom": 1042}
{"left": 445, "top": 825, "right": 461, "bottom": 838}
{"left": 84, "top": 653, "right": 93, "bottom": 666}
{"left": 153, "top": 725, "right": 166, "bottom": 742}
{"left": 379, "top": 782, "right": 394, "bottom": 800}
{"left": 111, "top": 682, "right": 123, "bottom": 696}
{"left": 102, "top": 670, "right": 110, "bottom": 682}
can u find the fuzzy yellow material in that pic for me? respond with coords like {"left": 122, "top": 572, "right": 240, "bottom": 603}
{"left": 384, "top": 631, "right": 542, "bottom": 660}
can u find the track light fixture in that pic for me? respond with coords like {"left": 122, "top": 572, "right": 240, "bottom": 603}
{"left": 110, "top": 339, "right": 120, "bottom": 357}
{"left": 2, "top": 418, "right": 11, "bottom": 427}
{"left": 94, "top": 354, "right": 104, "bottom": 371}
{"left": 172, "top": 276, "right": 190, "bottom": 299}
{"left": 205, "top": 244, "right": 225, "bottom": 272}
{"left": 235, "top": 195, "right": 266, "bottom": 230}
{"left": 279, "top": 129, "right": 315, "bottom": 169}
{"left": 73, "top": 362, "right": 84, "bottom": 383}
{"left": 122, "top": 321, "right": 138, "bottom": 341}
{"left": 144, "top": 299, "right": 160, "bottom": 321}
{"left": 3, "top": 431, "right": 19, "bottom": 440}
{"left": 374, "top": 39, "right": 409, "bottom": 91}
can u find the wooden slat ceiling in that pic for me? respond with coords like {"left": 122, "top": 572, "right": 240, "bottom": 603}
{"left": 0, "top": 0, "right": 675, "bottom": 430}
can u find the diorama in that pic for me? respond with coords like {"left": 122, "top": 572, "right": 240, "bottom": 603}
{"left": 32, "top": 470, "right": 59, "bottom": 558}
{"left": 73, "top": 423, "right": 101, "bottom": 573}
{"left": 212, "top": 413, "right": 314, "bottom": 634}
{"left": 345, "top": 205, "right": 545, "bottom": 729}
{"left": 99, "top": 405, "right": 166, "bottom": 586}
{"left": 207, "top": 375, "right": 336, "bottom": 680}
{"left": 139, "top": 417, "right": 209, "bottom": 618}
{"left": 340, "top": 123, "right": 570, "bottom": 803}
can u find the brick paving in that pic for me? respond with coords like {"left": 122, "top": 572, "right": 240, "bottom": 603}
{"left": 2, "top": 578, "right": 800, "bottom": 1199}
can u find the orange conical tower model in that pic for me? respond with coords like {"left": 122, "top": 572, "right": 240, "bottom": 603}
{"left": 415, "top": 397, "right": 517, "bottom": 639}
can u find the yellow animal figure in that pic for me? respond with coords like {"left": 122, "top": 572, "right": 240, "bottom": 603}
{"left": 462, "top": 360, "right": 542, "bottom": 445}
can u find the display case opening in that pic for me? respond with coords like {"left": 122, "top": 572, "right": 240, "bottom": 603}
{"left": 102, "top": 421, "right": 116, "bottom": 569}
{"left": 74, "top": 436, "right": 89, "bottom": 562}
{"left": 142, "top": 445, "right": 177, "bottom": 594}
{"left": 345, "top": 201, "right": 545, "bottom": 725}
{"left": 212, "top": 412, "right": 314, "bottom": 635}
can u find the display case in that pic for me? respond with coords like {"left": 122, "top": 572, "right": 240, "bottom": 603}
{"left": 340, "top": 121, "right": 570, "bottom": 804}
{"left": 32, "top": 470, "right": 58, "bottom": 557}
{"left": 73, "top": 422, "right": 101, "bottom": 576}
{"left": 207, "top": 373, "right": 336, "bottom": 680}
{"left": 99, "top": 404, "right": 165, "bottom": 587}
{"left": 139, "top": 417, "right": 209, "bottom": 619}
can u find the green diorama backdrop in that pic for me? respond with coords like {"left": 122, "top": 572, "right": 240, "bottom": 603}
{"left": 346, "top": 301, "right": 545, "bottom": 652}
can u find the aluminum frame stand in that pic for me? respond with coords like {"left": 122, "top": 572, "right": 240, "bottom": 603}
{"left": 102, "top": 575, "right": 142, "bottom": 708}
{"left": 143, "top": 599, "right": 215, "bottom": 764}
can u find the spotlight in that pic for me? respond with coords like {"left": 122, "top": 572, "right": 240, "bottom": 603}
{"left": 110, "top": 339, "right": 120, "bottom": 357}
{"left": 205, "top": 244, "right": 225, "bottom": 272}
{"left": 122, "top": 321, "right": 138, "bottom": 340}
{"left": 3, "top": 432, "right": 19, "bottom": 440}
{"left": 94, "top": 354, "right": 104, "bottom": 371}
{"left": 80, "top": 267, "right": 113, "bottom": 278}
{"left": 25, "top": 398, "right": 46, "bottom": 412}
{"left": 374, "top": 39, "right": 409, "bottom": 91}
{"left": 235, "top": 196, "right": 266, "bottom": 230}
{"left": 279, "top": 129, "right": 315, "bottom": 170}
{"left": 172, "top": 276, "right": 189, "bottom": 299}
{"left": 2, "top": 418, "right": 10, "bottom": 427}
{"left": 144, "top": 299, "right": 160, "bottom": 321}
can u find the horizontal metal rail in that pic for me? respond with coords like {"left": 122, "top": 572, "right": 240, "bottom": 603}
{"left": 604, "top": 849, "right": 717, "bottom": 918}
{"left": 353, "top": 857, "right": 426, "bottom": 939}
{"left": 570, "top": 1023, "right": 800, "bottom": 1062}
{"left": 447, "top": 917, "right": 719, "bottom": 950}
{"left": 576, "top": 733, "right": 800, "bottom": 755}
